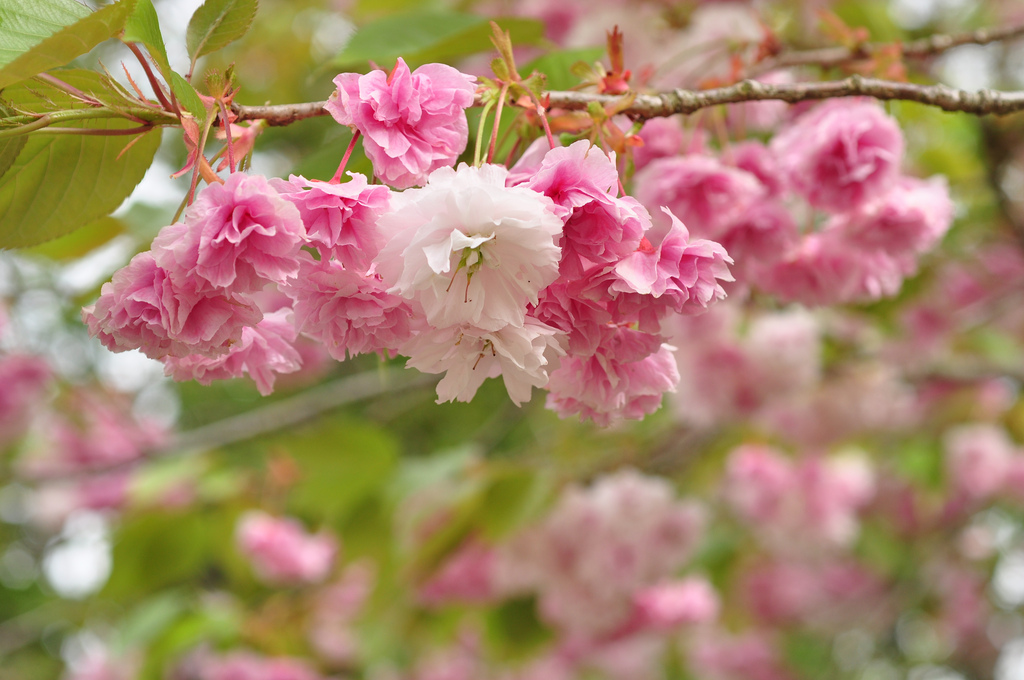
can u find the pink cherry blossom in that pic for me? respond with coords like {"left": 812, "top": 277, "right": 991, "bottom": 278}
{"left": 163, "top": 309, "right": 303, "bottom": 396}
{"left": 495, "top": 469, "right": 705, "bottom": 637}
{"left": 419, "top": 540, "right": 499, "bottom": 606}
{"left": 271, "top": 173, "right": 390, "bottom": 269}
{"left": 545, "top": 326, "right": 680, "bottom": 426}
{"left": 687, "top": 630, "right": 794, "bottom": 680}
{"left": 236, "top": 511, "right": 338, "bottom": 586}
{"left": 633, "top": 116, "right": 685, "bottom": 171}
{"left": 835, "top": 175, "right": 954, "bottom": 256}
{"left": 759, "top": 231, "right": 910, "bottom": 305}
{"left": 608, "top": 208, "right": 733, "bottom": 331}
{"left": 944, "top": 424, "right": 1016, "bottom": 500}
{"left": 192, "top": 650, "right": 327, "bottom": 680}
{"left": 634, "top": 154, "right": 765, "bottom": 237}
{"left": 327, "top": 58, "right": 476, "bottom": 189}
{"left": 153, "top": 173, "right": 306, "bottom": 294}
{"left": 723, "top": 445, "right": 794, "bottom": 523}
{"left": 631, "top": 577, "right": 720, "bottom": 630}
{"left": 730, "top": 140, "right": 786, "bottom": 197}
{"left": 282, "top": 257, "right": 415, "bottom": 361}
{"left": 375, "top": 164, "right": 563, "bottom": 332}
{"left": 523, "top": 141, "right": 650, "bottom": 277}
{"left": 772, "top": 98, "right": 904, "bottom": 213}
{"left": 716, "top": 200, "right": 799, "bottom": 280}
{"left": 18, "top": 391, "right": 164, "bottom": 477}
{"left": 530, "top": 280, "right": 612, "bottom": 356}
{"left": 524, "top": 139, "right": 618, "bottom": 210}
{"left": 82, "top": 251, "right": 263, "bottom": 360}
{"left": 0, "top": 353, "right": 51, "bottom": 449}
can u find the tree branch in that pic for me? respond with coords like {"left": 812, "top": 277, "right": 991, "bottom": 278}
{"left": 751, "top": 23, "right": 1024, "bottom": 75}
{"left": 232, "top": 76, "right": 1024, "bottom": 128}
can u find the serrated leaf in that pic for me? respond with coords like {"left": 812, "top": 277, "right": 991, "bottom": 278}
{"left": 0, "top": 136, "right": 27, "bottom": 182}
{"left": 333, "top": 13, "right": 544, "bottom": 71}
{"left": 186, "top": 0, "right": 258, "bottom": 65}
{"left": 123, "top": 0, "right": 171, "bottom": 81}
{"left": 0, "top": 0, "right": 89, "bottom": 69}
{"left": 0, "top": 79, "right": 160, "bottom": 249}
{"left": 0, "top": 0, "right": 138, "bottom": 91}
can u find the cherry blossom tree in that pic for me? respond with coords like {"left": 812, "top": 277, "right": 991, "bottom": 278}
{"left": 2, "top": 0, "right": 1024, "bottom": 679}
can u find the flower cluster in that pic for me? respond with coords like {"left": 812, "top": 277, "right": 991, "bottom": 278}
{"left": 634, "top": 98, "right": 954, "bottom": 306}
{"left": 83, "top": 64, "right": 733, "bottom": 426}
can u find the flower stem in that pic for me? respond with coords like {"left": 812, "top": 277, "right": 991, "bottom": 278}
{"left": 487, "top": 82, "right": 510, "bottom": 164}
{"left": 474, "top": 100, "right": 494, "bottom": 167}
{"left": 330, "top": 130, "right": 361, "bottom": 184}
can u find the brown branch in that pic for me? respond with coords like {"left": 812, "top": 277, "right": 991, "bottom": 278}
{"left": 231, "top": 76, "right": 1024, "bottom": 128}
{"left": 232, "top": 100, "right": 329, "bottom": 126}
{"left": 752, "top": 22, "right": 1024, "bottom": 76}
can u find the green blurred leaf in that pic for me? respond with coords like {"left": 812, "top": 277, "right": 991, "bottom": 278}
{"left": 523, "top": 47, "right": 603, "bottom": 92}
{"left": 333, "top": 13, "right": 544, "bottom": 70}
{"left": 783, "top": 632, "right": 833, "bottom": 680}
{"left": 22, "top": 215, "right": 125, "bottom": 260}
{"left": 485, "top": 596, "right": 551, "bottom": 660}
{"left": 186, "top": 0, "right": 258, "bottom": 65}
{"left": 284, "top": 417, "right": 399, "bottom": 522}
{"left": 478, "top": 468, "right": 552, "bottom": 540}
{"left": 104, "top": 511, "right": 210, "bottom": 600}
{"left": 0, "top": 0, "right": 138, "bottom": 90}
{"left": 123, "top": 0, "right": 171, "bottom": 80}
{"left": 115, "top": 591, "right": 187, "bottom": 652}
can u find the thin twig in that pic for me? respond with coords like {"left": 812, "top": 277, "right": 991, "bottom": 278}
{"left": 165, "top": 368, "right": 436, "bottom": 454}
{"left": 751, "top": 22, "right": 1024, "bottom": 76}
{"left": 28, "top": 369, "right": 440, "bottom": 482}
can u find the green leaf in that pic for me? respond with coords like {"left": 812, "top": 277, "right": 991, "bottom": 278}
{"left": 0, "top": 0, "right": 89, "bottom": 69}
{"left": 524, "top": 47, "right": 604, "bottom": 92}
{"left": 283, "top": 417, "right": 399, "bottom": 522}
{"left": 186, "top": 0, "right": 258, "bottom": 66}
{"left": 0, "top": 73, "right": 160, "bottom": 249}
{"left": 0, "top": 0, "right": 138, "bottom": 91}
{"left": 333, "top": 12, "right": 544, "bottom": 71}
{"left": 104, "top": 511, "right": 210, "bottom": 600}
{"left": 0, "top": 135, "right": 27, "bottom": 182}
{"left": 123, "top": 0, "right": 171, "bottom": 80}
{"left": 478, "top": 468, "right": 552, "bottom": 540}
{"left": 22, "top": 216, "right": 125, "bottom": 260}
{"left": 169, "top": 71, "right": 208, "bottom": 122}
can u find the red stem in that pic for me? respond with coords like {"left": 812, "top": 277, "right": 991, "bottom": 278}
{"left": 124, "top": 41, "right": 177, "bottom": 116}
{"left": 330, "top": 130, "right": 361, "bottom": 183}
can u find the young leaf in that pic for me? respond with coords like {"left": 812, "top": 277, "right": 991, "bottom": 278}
{"left": 333, "top": 13, "right": 544, "bottom": 71}
{"left": 185, "top": 0, "right": 258, "bottom": 67}
{"left": 0, "top": 0, "right": 138, "bottom": 90}
{"left": 170, "top": 71, "right": 210, "bottom": 123}
{"left": 123, "top": 0, "right": 172, "bottom": 81}
{"left": 0, "top": 102, "right": 160, "bottom": 249}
